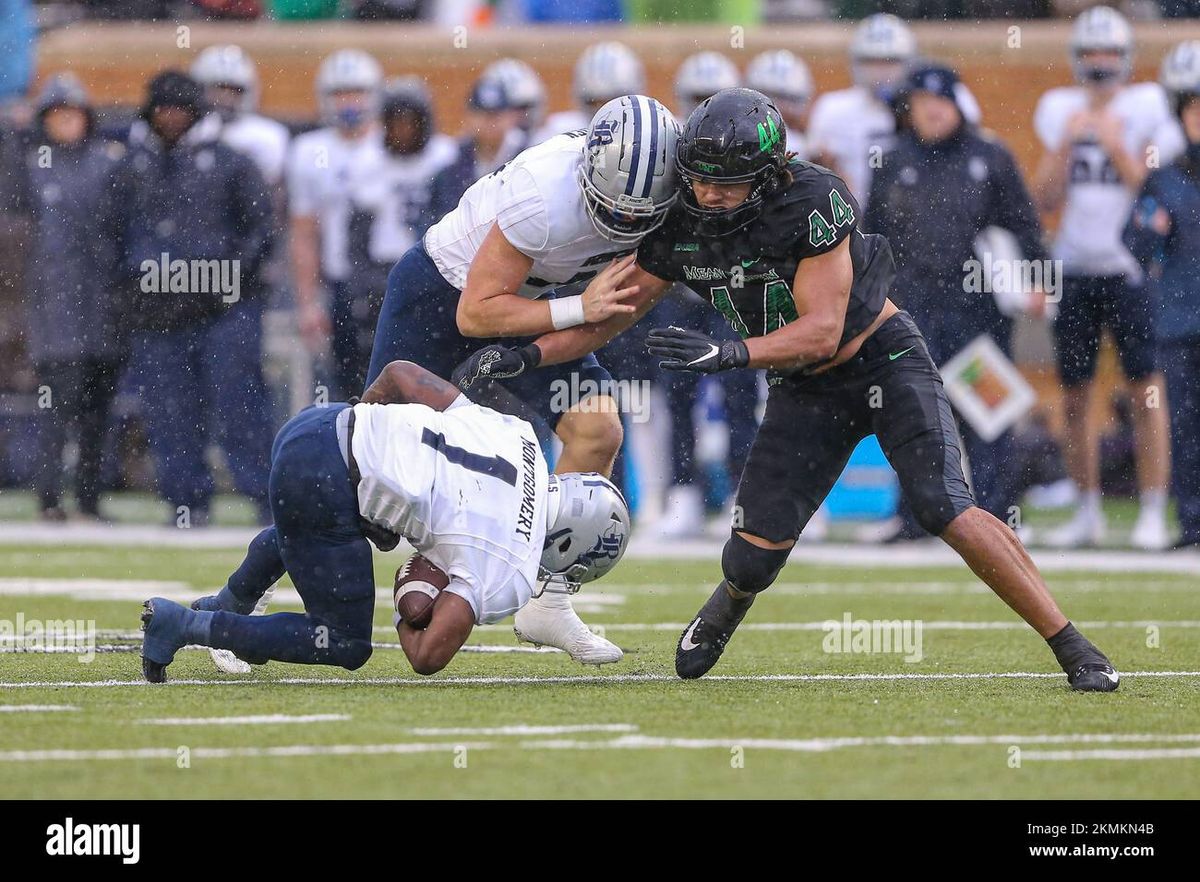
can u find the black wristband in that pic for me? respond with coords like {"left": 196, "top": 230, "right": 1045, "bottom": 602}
{"left": 518, "top": 343, "right": 543, "bottom": 370}
{"left": 720, "top": 340, "right": 750, "bottom": 371}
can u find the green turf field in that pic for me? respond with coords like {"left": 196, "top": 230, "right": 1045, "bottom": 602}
{"left": 1, "top": 542, "right": 1198, "bottom": 798}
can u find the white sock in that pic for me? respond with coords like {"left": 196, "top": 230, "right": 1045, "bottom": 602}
{"left": 1079, "top": 489, "right": 1103, "bottom": 520}
{"left": 1140, "top": 489, "right": 1168, "bottom": 519}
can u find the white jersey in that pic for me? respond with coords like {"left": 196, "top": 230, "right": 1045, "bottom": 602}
{"left": 423, "top": 131, "right": 631, "bottom": 297}
{"left": 350, "top": 134, "right": 459, "bottom": 264}
{"left": 1034, "top": 82, "right": 1177, "bottom": 278}
{"left": 533, "top": 109, "right": 590, "bottom": 145}
{"left": 287, "top": 125, "right": 387, "bottom": 281}
{"left": 220, "top": 113, "right": 290, "bottom": 186}
{"left": 349, "top": 398, "right": 548, "bottom": 625}
{"left": 807, "top": 86, "right": 898, "bottom": 206}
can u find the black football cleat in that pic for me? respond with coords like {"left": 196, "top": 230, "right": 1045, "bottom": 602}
{"left": 1068, "top": 661, "right": 1120, "bottom": 692}
{"left": 140, "top": 597, "right": 192, "bottom": 684}
{"left": 675, "top": 584, "right": 754, "bottom": 679}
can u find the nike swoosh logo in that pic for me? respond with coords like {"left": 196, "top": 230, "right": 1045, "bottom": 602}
{"left": 1102, "top": 670, "right": 1119, "bottom": 684}
{"left": 740, "top": 258, "right": 756, "bottom": 267}
{"left": 680, "top": 618, "right": 703, "bottom": 651}
{"left": 687, "top": 344, "right": 720, "bottom": 367}
{"left": 889, "top": 346, "right": 915, "bottom": 361}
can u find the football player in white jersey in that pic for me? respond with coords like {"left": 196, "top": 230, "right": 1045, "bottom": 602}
{"left": 288, "top": 49, "right": 387, "bottom": 398}
{"left": 140, "top": 360, "right": 631, "bottom": 682}
{"left": 472, "top": 58, "right": 547, "bottom": 176}
{"left": 366, "top": 95, "right": 677, "bottom": 663}
{"left": 745, "top": 49, "right": 814, "bottom": 159}
{"left": 190, "top": 44, "right": 290, "bottom": 188}
{"left": 1032, "top": 6, "right": 1175, "bottom": 550}
{"left": 535, "top": 41, "right": 646, "bottom": 143}
{"left": 808, "top": 13, "right": 915, "bottom": 205}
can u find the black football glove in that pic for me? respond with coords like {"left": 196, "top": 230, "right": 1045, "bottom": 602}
{"left": 451, "top": 343, "right": 542, "bottom": 390}
{"left": 646, "top": 326, "right": 749, "bottom": 374}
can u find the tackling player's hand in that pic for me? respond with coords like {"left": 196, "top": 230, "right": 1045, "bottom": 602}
{"left": 646, "top": 326, "right": 749, "bottom": 374}
{"left": 451, "top": 343, "right": 542, "bottom": 390}
{"left": 581, "top": 254, "right": 641, "bottom": 323}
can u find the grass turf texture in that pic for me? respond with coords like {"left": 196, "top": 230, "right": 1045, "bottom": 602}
{"left": 0, "top": 543, "right": 1197, "bottom": 798}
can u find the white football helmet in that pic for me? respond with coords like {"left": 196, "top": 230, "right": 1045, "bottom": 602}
{"left": 539, "top": 473, "right": 631, "bottom": 594}
{"left": 578, "top": 94, "right": 679, "bottom": 245}
{"left": 574, "top": 41, "right": 646, "bottom": 109}
{"left": 850, "top": 13, "right": 916, "bottom": 93}
{"left": 316, "top": 49, "right": 383, "bottom": 127}
{"left": 481, "top": 58, "right": 547, "bottom": 130}
{"left": 675, "top": 51, "right": 741, "bottom": 117}
{"left": 191, "top": 44, "right": 259, "bottom": 115}
{"left": 1070, "top": 5, "right": 1133, "bottom": 85}
{"left": 1162, "top": 40, "right": 1200, "bottom": 115}
{"left": 746, "top": 49, "right": 814, "bottom": 107}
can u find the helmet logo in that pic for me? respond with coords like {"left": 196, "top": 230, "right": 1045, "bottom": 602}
{"left": 693, "top": 160, "right": 721, "bottom": 173}
{"left": 757, "top": 116, "right": 781, "bottom": 153}
{"left": 588, "top": 119, "right": 619, "bottom": 148}
{"left": 585, "top": 528, "right": 625, "bottom": 562}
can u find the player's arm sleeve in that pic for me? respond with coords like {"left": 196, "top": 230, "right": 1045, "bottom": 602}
{"left": 793, "top": 174, "right": 860, "bottom": 259}
{"left": 494, "top": 166, "right": 550, "bottom": 256}
{"left": 987, "top": 144, "right": 1050, "bottom": 265}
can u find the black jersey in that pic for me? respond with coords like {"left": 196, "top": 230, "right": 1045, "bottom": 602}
{"left": 637, "top": 160, "right": 895, "bottom": 351}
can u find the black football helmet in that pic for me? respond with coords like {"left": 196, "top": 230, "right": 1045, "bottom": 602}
{"left": 676, "top": 87, "right": 788, "bottom": 236}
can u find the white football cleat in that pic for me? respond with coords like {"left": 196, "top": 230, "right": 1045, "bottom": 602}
{"left": 1130, "top": 508, "right": 1170, "bottom": 551}
{"left": 514, "top": 591, "right": 623, "bottom": 665}
{"left": 208, "top": 584, "right": 276, "bottom": 674}
{"left": 1044, "top": 507, "right": 1106, "bottom": 549}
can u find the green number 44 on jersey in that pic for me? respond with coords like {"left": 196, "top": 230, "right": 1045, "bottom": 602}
{"left": 808, "top": 188, "right": 855, "bottom": 249}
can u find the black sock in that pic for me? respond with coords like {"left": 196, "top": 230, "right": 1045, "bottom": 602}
{"left": 1047, "top": 622, "right": 1107, "bottom": 673}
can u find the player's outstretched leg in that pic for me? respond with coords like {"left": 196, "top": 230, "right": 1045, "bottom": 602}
{"left": 675, "top": 532, "right": 789, "bottom": 679}
{"left": 140, "top": 597, "right": 373, "bottom": 683}
{"left": 939, "top": 507, "right": 1119, "bottom": 692}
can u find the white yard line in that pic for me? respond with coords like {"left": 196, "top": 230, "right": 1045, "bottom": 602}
{"left": 2, "top": 670, "right": 1199, "bottom": 689}
{"left": 407, "top": 723, "right": 638, "bottom": 736}
{"left": 3, "top": 731, "right": 1200, "bottom": 763}
{"left": 0, "top": 705, "right": 78, "bottom": 712}
{"left": 136, "top": 714, "right": 349, "bottom": 726}
{"left": 1023, "top": 748, "right": 1200, "bottom": 761}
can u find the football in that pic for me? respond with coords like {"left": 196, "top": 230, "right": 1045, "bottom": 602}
{"left": 393, "top": 553, "right": 449, "bottom": 630}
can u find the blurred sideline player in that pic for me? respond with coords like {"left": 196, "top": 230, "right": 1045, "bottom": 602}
{"left": 190, "top": 45, "right": 290, "bottom": 192}
{"left": 535, "top": 41, "right": 646, "bottom": 142}
{"left": 140, "top": 360, "right": 630, "bottom": 681}
{"left": 288, "top": 49, "right": 386, "bottom": 399}
{"left": 808, "top": 13, "right": 917, "bottom": 205}
{"left": 367, "top": 95, "right": 678, "bottom": 662}
{"left": 475, "top": 58, "right": 546, "bottom": 175}
{"left": 343, "top": 78, "right": 460, "bottom": 392}
{"left": 746, "top": 49, "right": 814, "bottom": 159}
{"left": 1032, "top": 6, "right": 1177, "bottom": 550}
{"left": 498, "top": 88, "right": 1121, "bottom": 693}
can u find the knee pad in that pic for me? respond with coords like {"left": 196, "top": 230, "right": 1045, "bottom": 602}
{"left": 721, "top": 532, "right": 791, "bottom": 594}
{"left": 907, "top": 486, "right": 972, "bottom": 537}
{"left": 332, "top": 634, "right": 373, "bottom": 671}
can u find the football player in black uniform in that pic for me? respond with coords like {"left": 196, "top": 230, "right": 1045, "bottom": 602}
{"left": 453, "top": 88, "right": 1119, "bottom": 692}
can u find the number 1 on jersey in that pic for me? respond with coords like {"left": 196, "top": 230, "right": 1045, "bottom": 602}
{"left": 421, "top": 428, "right": 518, "bottom": 486}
